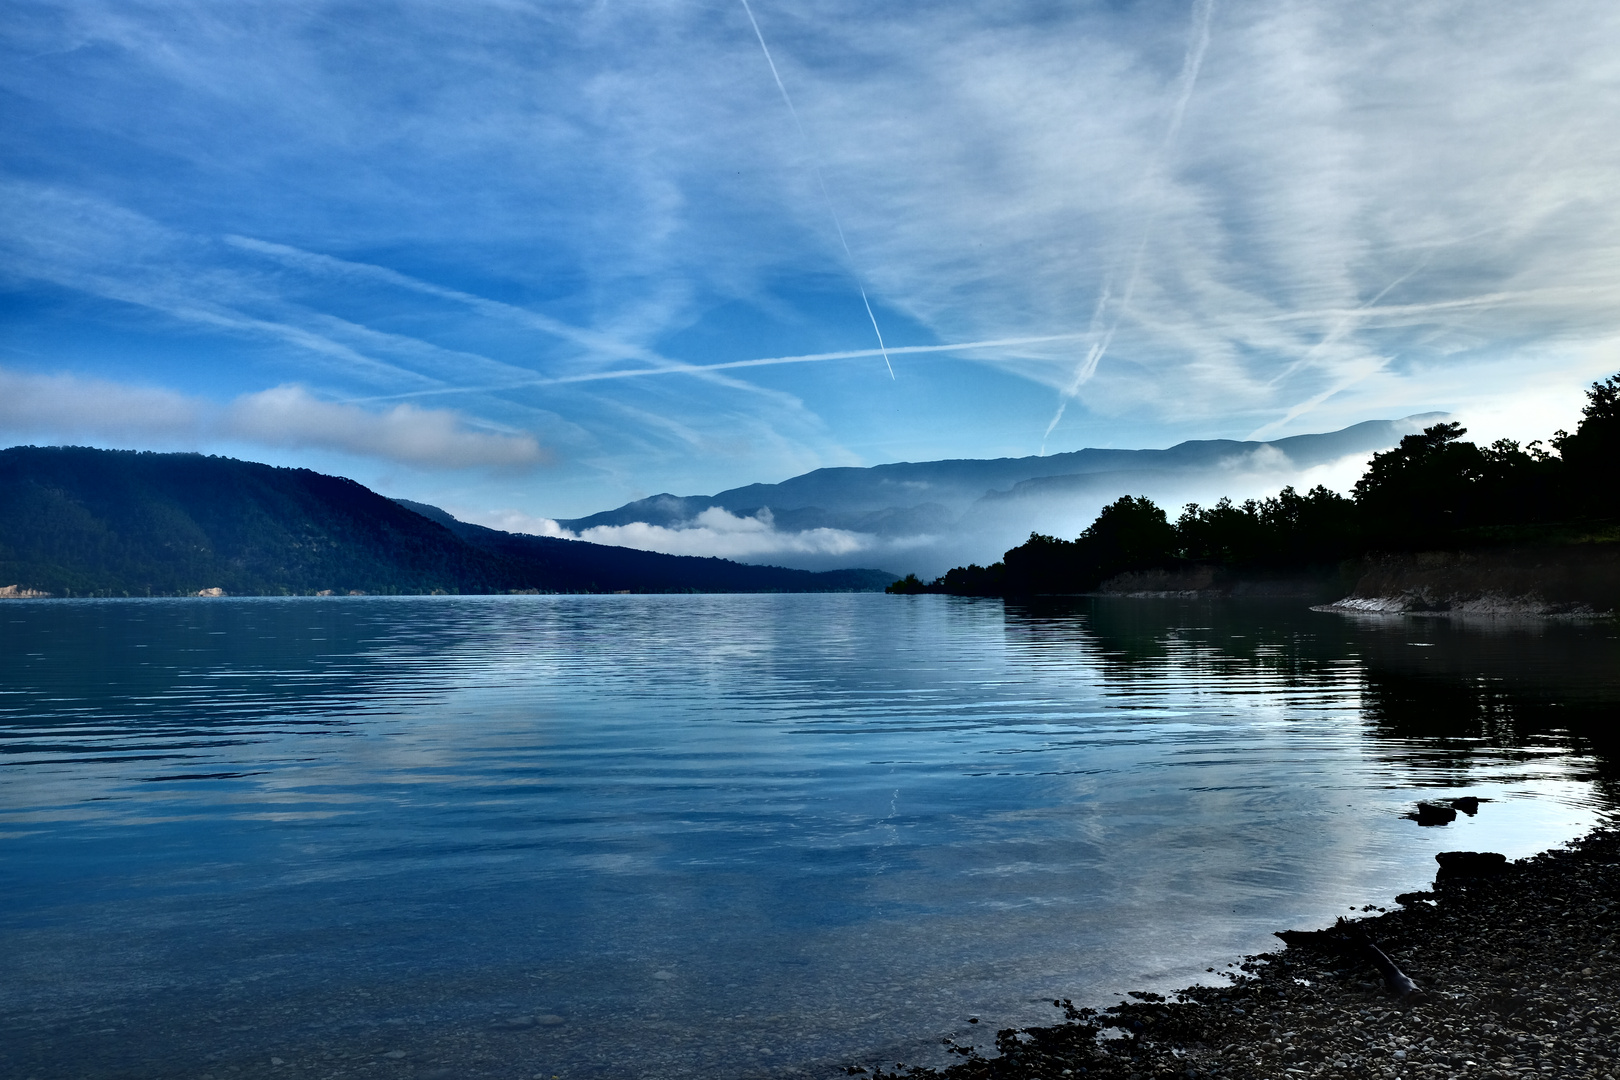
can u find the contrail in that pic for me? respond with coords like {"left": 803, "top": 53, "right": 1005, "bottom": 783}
{"left": 1041, "top": 0, "right": 1216, "bottom": 448}
{"left": 347, "top": 332, "right": 1093, "bottom": 404}
{"left": 739, "top": 0, "right": 895, "bottom": 379}
{"left": 1245, "top": 256, "right": 1434, "bottom": 439}
{"left": 1264, "top": 254, "right": 1433, "bottom": 391}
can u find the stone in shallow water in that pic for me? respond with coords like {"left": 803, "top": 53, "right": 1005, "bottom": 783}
{"left": 1436, "top": 851, "right": 1508, "bottom": 878}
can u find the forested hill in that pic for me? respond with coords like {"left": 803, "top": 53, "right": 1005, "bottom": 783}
{"left": 0, "top": 447, "right": 896, "bottom": 597}
{"left": 895, "top": 371, "right": 1620, "bottom": 597}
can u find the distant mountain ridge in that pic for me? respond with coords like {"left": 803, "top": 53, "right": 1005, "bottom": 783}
{"left": 559, "top": 415, "right": 1446, "bottom": 540}
{"left": 0, "top": 447, "right": 896, "bottom": 596}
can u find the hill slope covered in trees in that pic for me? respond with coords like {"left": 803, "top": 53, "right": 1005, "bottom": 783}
{"left": 895, "top": 373, "right": 1620, "bottom": 598}
{"left": 0, "top": 447, "right": 895, "bottom": 596}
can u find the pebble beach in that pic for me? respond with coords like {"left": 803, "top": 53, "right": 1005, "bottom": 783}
{"left": 870, "top": 828, "right": 1620, "bottom": 1080}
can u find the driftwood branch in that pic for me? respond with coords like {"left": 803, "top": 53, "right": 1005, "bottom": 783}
{"left": 1274, "top": 918, "right": 1421, "bottom": 1000}
{"left": 1358, "top": 933, "right": 1421, "bottom": 998}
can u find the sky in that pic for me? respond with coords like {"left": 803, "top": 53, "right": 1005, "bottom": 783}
{"left": 4, "top": 0, "right": 1620, "bottom": 556}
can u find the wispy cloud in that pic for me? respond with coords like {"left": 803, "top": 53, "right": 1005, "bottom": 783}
{"left": 0, "top": 368, "right": 544, "bottom": 470}
{"left": 5, "top": 0, "right": 1620, "bottom": 516}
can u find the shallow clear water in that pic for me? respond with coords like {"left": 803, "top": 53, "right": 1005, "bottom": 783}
{"left": 2, "top": 594, "right": 1616, "bottom": 1079}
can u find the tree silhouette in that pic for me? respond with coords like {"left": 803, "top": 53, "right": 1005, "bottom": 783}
{"left": 913, "top": 370, "right": 1619, "bottom": 596}
{"left": 1555, "top": 373, "right": 1620, "bottom": 517}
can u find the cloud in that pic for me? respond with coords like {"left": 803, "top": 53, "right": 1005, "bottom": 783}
{"left": 0, "top": 368, "right": 543, "bottom": 471}
{"left": 575, "top": 507, "right": 872, "bottom": 560}
{"left": 226, "top": 386, "right": 544, "bottom": 470}
{"left": 0, "top": 368, "right": 202, "bottom": 443}
{"left": 459, "top": 508, "right": 574, "bottom": 538}
{"left": 6, "top": 0, "right": 1620, "bottom": 510}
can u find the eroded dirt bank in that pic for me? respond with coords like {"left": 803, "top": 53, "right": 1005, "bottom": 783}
{"left": 1098, "top": 544, "right": 1620, "bottom": 617}
{"left": 1322, "top": 545, "right": 1620, "bottom": 617}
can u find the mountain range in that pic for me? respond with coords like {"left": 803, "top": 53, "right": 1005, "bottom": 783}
{"left": 0, "top": 415, "right": 1445, "bottom": 595}
{"left": 556, "top": 415, "right": 1445, "bottom": 575}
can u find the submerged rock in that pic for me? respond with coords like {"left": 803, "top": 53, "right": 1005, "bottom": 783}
{"left": 1408, "top": 801, "right": 1458, "bottom": 826}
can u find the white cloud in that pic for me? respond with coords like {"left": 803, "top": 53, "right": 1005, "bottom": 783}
{"left": 576, "top": 506, "right": 872, "bottom": 560}
{"left": 226, "top": 385, "right": 544, "bottom": 470}
{"left": 0, "top": 368, "right": 543, "bottom": 471}
{"left": 462, "top": 508, "right": 574, "bottom": 537}
{"left": 0, "top": 367, "right": 201, "bottom": 442}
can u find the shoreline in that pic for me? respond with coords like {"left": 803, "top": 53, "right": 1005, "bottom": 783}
{"left": 866, "top": 827, "right": 1620, "bottom": 1080}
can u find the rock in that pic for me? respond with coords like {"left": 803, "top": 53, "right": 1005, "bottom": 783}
{"left": 1450, "top": 796, "right": 1482, "bottom": 815}
{"left": 1409, "top": 802, "right": 1458, "bottom": 826}
{"left": 535, "top": 1014, "right": 565, "bottom": 1026}
{"left": 1436, "top": 851, "right": 1509, "bottom": 878}
{"left": 652, "top": 970, "right": 677, "bottom": 980}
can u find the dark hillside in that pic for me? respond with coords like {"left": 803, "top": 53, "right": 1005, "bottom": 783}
{"left": 0, "top": 447, "right": 505, "bottom": 596}
{"left": 0, "top": 447, "right": 895, "bottom": 596}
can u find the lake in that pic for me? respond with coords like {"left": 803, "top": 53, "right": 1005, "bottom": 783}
{"left": 2, "top": 594, "right": 1616, "bottom": 1079}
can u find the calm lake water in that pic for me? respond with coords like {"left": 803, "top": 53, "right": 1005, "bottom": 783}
{"left": 3, "top": 594, "right": 1617, "bottom": 1079}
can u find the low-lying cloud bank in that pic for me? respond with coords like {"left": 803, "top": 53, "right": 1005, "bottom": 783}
{"left": 577, "top": 508, "right": 875, "bottom": 560}
{"left": 0, "top": 367, "right": 544, "bottom": 470}
{"left": 474, "top": 506, "right": 888, "bottom": 561}
{"left": 472, "top": 446, "right": 1409, "bottom": 576}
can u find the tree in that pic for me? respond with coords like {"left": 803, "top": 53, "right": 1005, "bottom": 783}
{"left": 1176, "top": 486, "right": 1357, "bottom": 567}
{"left": 1001, "top": 497, "right": 1177, "bottom": 594}
{"left": 1353, "top": 423, "right": 1490, "bottom": 544}
{"left": 1002, "top": 532, "right": 1086, "bottom": 594}
{"left": 1078, "top": 495, "right": 1177, "bottom": 571}
{"left": 886, "top": 573, "right": 928, "bottom": 594}
{"left": 1554, "top": 373, "right": 1620, "bottom": 518}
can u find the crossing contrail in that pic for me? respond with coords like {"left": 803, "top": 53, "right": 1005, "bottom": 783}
{"left": 739, "top": 0, "right": 895, "bottom": 379}
{"left": 1041, "top": 0, "right": 1216, "bottom": 449}
{"left": 346, "top": 332, "right": 1093, "bottom": 403}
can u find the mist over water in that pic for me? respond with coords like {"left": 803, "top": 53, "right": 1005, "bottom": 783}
{"left": 2, "top": 595, "right": 1615, "bottom": 1079}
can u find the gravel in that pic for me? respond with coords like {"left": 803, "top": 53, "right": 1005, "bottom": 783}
{"left": 869, "top": 828, "right": 1620, "bottom": 1080}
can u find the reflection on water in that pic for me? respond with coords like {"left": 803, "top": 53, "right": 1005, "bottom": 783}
{"left": 1, "top": 595, "right": 1616, "bottom": 1079}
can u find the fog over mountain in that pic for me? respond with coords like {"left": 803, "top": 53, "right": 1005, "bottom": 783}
{"left": 541, "top": 415, "right": 1443, "bottom": 577}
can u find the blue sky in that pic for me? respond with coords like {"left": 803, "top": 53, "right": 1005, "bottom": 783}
{"left": 4, "top": 0, "right": 1620, "bottom": 544}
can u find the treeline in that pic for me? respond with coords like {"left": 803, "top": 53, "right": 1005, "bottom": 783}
{"left": 891, "top": 373, "right": 1620, "bottom": 596}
